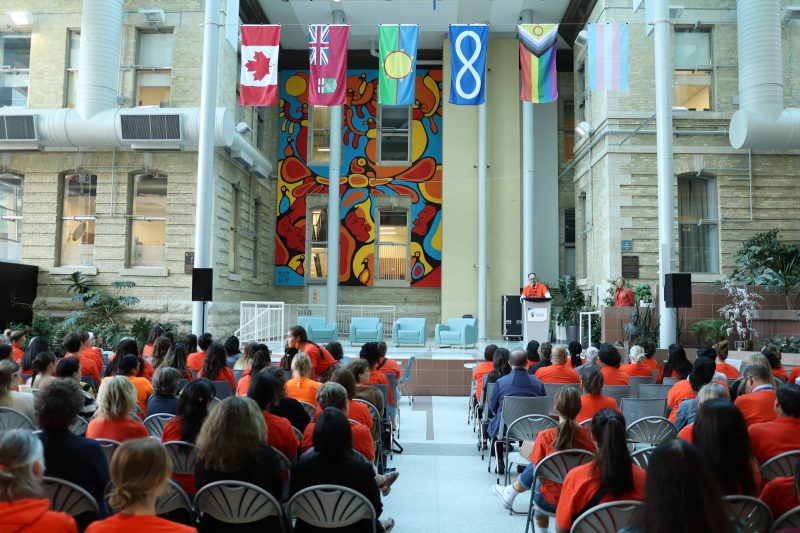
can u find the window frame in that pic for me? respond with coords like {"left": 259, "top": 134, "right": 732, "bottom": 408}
{"left": 377, "top": 104, "right": 412, "bottom": 165}
{"left": 305, "top": 194, "right": 329, "bottom": 284}
{"left": 678, "top": 173, "right": 719, "bottom": 274}
{"left": 56, "top": 171, "right": 97, "bottom": 267}
{"left": 64, "top": 29, "right": 80, "bottom": 108}
{"left": 0, "top": 32, "right": 31, "bottom": 108}
{"left": 673, "top": 27, "right": 714, "bottom": 112}
{"left": 134, "top": 29, "right": 174, "bottom": 108}
{"left": 0, "top": 172, "right": 23, "bottom": 263}
{"left": 229, "top": 183, "right": 240, "bottom": 274}
{"left": 308, "top": 105, "right": 331, "bottom": 164}
{"left": 374, "top": 195, "right": 411, "bottom": 287}
{"left": 126, "top": 171, "right": 167, "bottom": 268}
{"left": 252, "top": 197, "right": 261, "bottom": 278}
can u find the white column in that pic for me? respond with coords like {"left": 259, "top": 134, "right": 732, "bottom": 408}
{"left": 326, "top": 10, "right": 345, "bottom": 325}
{"left": 192, "top": 0, "right": 220, "bottom": 335}
{"left": 520, "top": 9, "right": 534, "bottom": 280}
{"left": 654, "top": 0, "right": 677, "bottom": 347}
{"left": 477, "top": 102, "right": 488, "bottom": 340}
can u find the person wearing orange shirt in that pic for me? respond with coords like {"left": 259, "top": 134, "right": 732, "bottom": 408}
{"left": 789, "top": 365, "right": 800, "bottom": 385}
{"left": 521, "top": 272, "right": 551, "bottom": 299}
{"left": 714, "top": 340, "right": 740, "bottom": 379}
{"left": 762, "top": 344, "right": 789, "bottom": 382}
{"left": 0, "top": 430, "right": 78, "bottom": 533}
{"left": 598, "top": 343, "right": 630, "bottom": 386}
{"left": 556, "top": 409, "right": 646, "bottom": 532}
{"left": 735, "top": 364, "right": 778, "bottom": 427}
{"left": 612, "top": 277, "right": 635, "bottom": 307}
{"left": 186, "top": 333, "right": 213, "bottom": 372}
{"left": 248, "top": 372, "right": 300, "bottom": 462}
{"left": 620, "top": 345, "right": 655, "bottom": 377}
{"left": 79, "top": 332, "right": 105, "bottom": 376}
{"left": 140, "top": 324, "right": 165, "bottom": 360}
{"left": 473, "top": 345, "right": 497, "bottom": 404}
{"left": 63, "top": 333, "right": 101, "bottom": 387}
{"left": 109, "top": 354, "right": 154, "bottom": 418}
{"left": 760, "top": 464, "right": 800, "bottom": 521}
{"left": 331, "top": 368, "right": 376, "bottom": 439}
{"left": 493, "top": 387, "right": 595, "bottom": 530}
{"left": 656, "top": 344, "right": 693, "bottom": 384}
{"left": 8, "top": 330, "right": 25, "bottom": 365}
{"left": 577, "top": 367, "right": 620, "bottom": 423}
{"left": 86, "top": 438, "right": 196, "bottom": 533}
{"left": 535, "top": 346, "right": 580, "bottom": 384}
{"left": 86, "top": 376, "right": 148, "bottom": 442}
{"left": 748, "top": 383, "right": 800, "bottom": 465}
{"left": 197, "top": 342, "right": 236, "bottom": 392}
{"left": 285, "top": 353, "right": 322, "bottom": 408}
{"left": 637, "top": 340, "right": 659, "bottom": 372}
{"left": 360, "top": 342, "right": 395, "bottom": 406}
{"left": 235, "top": 348, "right": 271, "bottom": 397}
{"left": 376, "top": 342, "right": 402, "bottom": 380}
{"left": 286, "top": 326, "right": 338, "bottom": 381}
{"left": 667, "top": 359, "right": 716, "bottom": 422}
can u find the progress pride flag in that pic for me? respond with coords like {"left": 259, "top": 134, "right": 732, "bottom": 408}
{"left": 239, "top": 25, "right": 280, "bottom": 106}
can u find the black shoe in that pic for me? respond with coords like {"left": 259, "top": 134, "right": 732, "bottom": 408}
{"left": 516, "top": 464, "right": 526, "bottom": 474}
{"left": 496, "top": 463, "right": 505, "bottom": 476}
{"left": 384, "top": 467, "right": 397, "bottom": 473}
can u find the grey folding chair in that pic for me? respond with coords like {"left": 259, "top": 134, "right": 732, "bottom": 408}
{"left": 386, "top": 372, "right": 399, "bottom": 434}
{"left": 156, "top": 479, "right": 194, "bottom": 524}
{"left": 287, "top": 484, "right": 376, "bottom": 533}
{"left": 571, "top": 500, "right": 644, "bottom": 533}
{"left": 637, "top": 384, "right": 672, "bottom": 400}
{"left": 68, "top": 416, "right": 88, "bottom": 436}
{"left": 94, "top": 438, "right": 120, "bottom": 464}
{"left": 42, "top": 476, "right": 100, "bottom": 517}
{"left": 480, "top": 382, "right": 496, "bottom": 459}
{"left": 493, "top": 396, "right": 549, "bottom": 476}
{"left": 601, "top": 385, "right": 631, "bottom": 407}
{"left": 0, "top": 406, "right": 37, "bottom": 431}
{"left": 620, "top": 398, "right": 667, "bottom": 422}
{"left": 212, "top": 380, "right": 233, "bottom": 399}
{"left": 503, "top": 414, "right": 558, "bottom": 487}
{"left": 194, "top": 480, "right": 285, "bottom": 531}
{"left": 526, "top": 449, "right": 595, "bottom": 533}
{"left": 722, "top": 495, "right": 773, "bottom": 533}
{"left": 663, "top": 376, "right": 682, "bottom": 386}
{"left": 630, "top": 446, "right": 657, "bottom": 469}
{"left": 274, "top": 447, "right": 293, "bottom": 502}
{"left": 233, "top": 369, "right": 244, "bottom": 383}
{"left": 628, "top": 376, "right": 655, "bottom": 397}
{"left": 626, "top": 416, "right": 677, "bottom": 447}
{"left": 398, "top": 355, "right": 415, "bottom": 405}
{"left": 298, "top": 401, "right": 318, "bottom": 419}
{"left": 292, "top": 425, "right": 304, "bottom": 446}
{"left": 144, "top": 413, "right": 175, "bottom": 439}
{"left": 773, "top": 505, "right": 800, "bottom": 531}
{"left": 759, "top": 450, "right": 800, "bottom": 483}
{"left": 163, "top": 441, "right": 199, "bottom": 476}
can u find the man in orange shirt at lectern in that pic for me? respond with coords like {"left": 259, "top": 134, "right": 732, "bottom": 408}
{"left": 521, "top": 273, "right": 551, "bottom": 299}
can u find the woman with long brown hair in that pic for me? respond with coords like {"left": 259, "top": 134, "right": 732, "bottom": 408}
{"left": 286, "top": 325, "right": 338, "bottom": 381}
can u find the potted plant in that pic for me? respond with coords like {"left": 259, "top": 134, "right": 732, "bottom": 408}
{"left": 730, "top": 230, "right": 800, "bottom": 310}
{"left": 718, "top": 277, "right": 763, "bottom": 351}
{"left": 690, "top": 319, "right": 728, "bottom": 346}
{"left": 634, "top": 284, "right": 653, "bottom": 307}
{"left": 603, "top": 280, "right": 616, "bottom": 307}
{"left": 556, "top": 276, "right": 586, "bottom": 343}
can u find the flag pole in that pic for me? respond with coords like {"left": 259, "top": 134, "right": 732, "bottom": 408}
{"left": 520, "top": 9, "right": 535, "bottom": 282}
{"left": 326, "top": 9, "right": 345, "bottom": 326}
{"left": 477, "top": 99, "right": 488, "bottom": 341}
{"left": 192, "top": 0, "right": 219, "bottom": 335}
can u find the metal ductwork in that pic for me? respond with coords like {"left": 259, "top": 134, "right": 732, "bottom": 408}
{"left": 0, "top": 0, "right": 271, "bottom": 178}
{"left": 729, "top": 0, "right": 800, "bottom": 149}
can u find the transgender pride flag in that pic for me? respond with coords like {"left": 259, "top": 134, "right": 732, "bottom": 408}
{"left": 588, "top": 23, "right": 629, "bottom": 92}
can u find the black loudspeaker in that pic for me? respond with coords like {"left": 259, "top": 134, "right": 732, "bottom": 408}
{"left": 664, "top": 273, "right": 692, "bottom": 308}
{"left": 191, "top": 268, "right": 213, "bottom": 302}
{"left": 502, "top": 295, "right": 523, "bottom": 339}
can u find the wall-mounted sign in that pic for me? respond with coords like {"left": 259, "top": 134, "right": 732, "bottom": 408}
{"left": 621, "top": 240, "right": 634, "bottom": 253}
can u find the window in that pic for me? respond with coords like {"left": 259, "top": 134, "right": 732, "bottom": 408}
{"left": 128, "top": 173, "right": 166, "bottom": 267}
{"left": 59, "top": 173, "right": 97, "bottom": 266}
{"left": 0, "top": 173, "right": 22, "bottom": 262}
{"left": 0, "top": 33, "right": 31, "bottom": 107}
{"left": 674, "top": 28, "right": 712, "bottom": 111}
{"left": 306, "top": 201, "right": 328, "bottom": 281}
{"left": 135, "top": 31, "right": 173, "bottom": 107}
{"left": 564, "top": 208, "right": 576, "bottom": 277}
{"left": 308, "top": 105, "right": 331, "bottom": 163}
{"left": 378, "top": 105, "right": 411, "bottom": 164}
{"left": 376, "top": 209, "right": 409, "bottom": 283}
{"left": 65, "top": 31, "right": 80, "bottom": 108}
{"left": 229, "top": 185, "right": 239, "bottom": 273}
{"left": 679, "top": 175, "right": 718, "bottom": 273}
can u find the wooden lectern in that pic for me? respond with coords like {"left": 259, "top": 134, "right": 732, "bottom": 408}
{"left": 521, "top": 297, "right": 552, "bottom": 345}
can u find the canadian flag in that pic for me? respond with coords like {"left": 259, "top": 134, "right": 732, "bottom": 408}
{"left": 239, "top": 25, "right": 280, "bottom": 106}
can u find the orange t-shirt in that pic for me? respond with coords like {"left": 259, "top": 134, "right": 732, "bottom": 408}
{"left": 556, "top": 462, "right": 647, "bottom": 531}
{"left": 159, "top": 417, "right": 196, "bottom": 495}
{"left": 734, "top": 388, "right": 778, "bottom": 427}
{"left": 773, "top": 367, "right": 789, "bottom": 382}
{"left": 748, "top": 417, "right": 800, "bottom": 465}
{"left": 68, "top": 353, "right": 100, "bottom": 386}
{"left": 80, "top": 347, "right": 105, "bottom": 376}
{"left": 86, "top": 512, "right": 196, "bottom": 533}
{"left": 760, "top": 476, "right": 800, "bottom": 519}
{"left": 86, "top": 417, "right": 148, "bottom": 442}
{"left": 377, "top": 357, "right": 401, "bottom": 380}
{"left": 677, "top": 423, "right": 694, "bottom": 443}
{"left": 643, "top": 358, "right": 659, "bottom": 371}
{"left": 366, "top": 369, "right": 394, "bottom": 405}
{"left": 613, "top": 288, "right": 635, "bottom": 307}
{"left": 348, "top": 399, "right": 374, "bottom": 429}
{"left": 139, "top": 359, "right": 154, "bottom": 380}
{"left": 0, "top": 498, "right": 78, "bottom": 533}
{"left": 601, "top": 366, "right": 630, "bottom": 386}
{"left": 788, "top": 366, "right": 800, "bottom": 384}
{"left": 302, "top": 343, "right": 337, "bottom": 378}
{"left": 473, "top": 361, "right": 494, "bottom": 402}
{"left": 129, "top": 375, "right": 153, "bottom": 417}
{"left": 530, "top": 426, "right": 596, "bottom": 505}
{"left": 302, "top": 420, "right": 375, "bottom": 462}
{"left": 523, "top": 283, "right": 549, "bottom": 298}
{"left": 620, "top": 363, "right": 654, "bottom": 378}
{"left": 236, "top": 369, "right": 253, "bottom": 396}
{"left": 11, "top": 345, "right": 24, "bottom": 365}
{"left": 716, "top": 362, "right": 741, "bottom": 379}
{"left": 198, "top": 367, "right": 236, "bottom": 391}
{"left": 577, "top": 394, "right": 620, "bottom": 423}
{"left": 285, "top": 377, "right": 321, "bottom": 407}
{"left": 666, "top": 380, "right": 696, "bottom": 422}
{"left": 142, "top": 344, "right": 154, "bottom": 357}
{"left": 186, "top": 351, "right": 206, "bottom": 371}
{"left": 535, "top": 364, "right": 580, "bottom": 384}
{"left": 655, "top": 367, "right": 683, "bottom": 384}
{"left": 263, "top": 411, "right": 299, "bottom": 460}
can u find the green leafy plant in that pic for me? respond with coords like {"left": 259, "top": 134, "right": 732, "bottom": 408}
{"left": 634, "top": 284, "right": 653, "bottom": 303}
{"left": 555, "top": 276, "right": 586, "bottom": 327}
{"left": 604, "top": 280, "right": 616, "bottom": 306}
{"left": 759, "top": 336, "right": 800, "bottom": 354}
{"left": 579, "top": 304, "right": 602, "bottom": 345}
{"left": 730, "top": 230, "right": 800, "bottom": 309}
{"left": 691, "top": 319, "right": 728, "bottom": 346}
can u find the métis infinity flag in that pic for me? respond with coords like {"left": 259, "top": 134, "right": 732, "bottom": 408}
{"left": 239, "top": 25, "right": 280, "bottom": 106}
{"left": 448, "top": 24, "right": 488, "bottom": 105}
{"left": 378, "top": 24, "right": 419, "bottom": 105}
{"left": 518, "top": 24, "right": 559, "bottom": 103}
{"left": 308, "top": 24, "right": 349, "bottom": 106}
{"left": 588, "top": 23, "right": 629, "bottom": 91}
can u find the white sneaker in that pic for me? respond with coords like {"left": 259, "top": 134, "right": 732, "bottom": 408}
{"left": 492, "top": 484, "right": 518, "bottom": 510}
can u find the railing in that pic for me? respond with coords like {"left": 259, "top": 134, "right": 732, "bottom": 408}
{"left": 285, "top": 304, "right": 397, "bottom": 338}
{"left": 235, "top": 301, "right": 285, "bottom": 350}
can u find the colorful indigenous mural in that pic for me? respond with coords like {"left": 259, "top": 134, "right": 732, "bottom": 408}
{"left": 275, "top": 69, "right": 443, "bottom": 287}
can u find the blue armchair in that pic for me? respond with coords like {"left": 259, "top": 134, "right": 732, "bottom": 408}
{"left": 297, "top": 316, "right": 337, "bottom": 344}
{"left": 349, "top": 317, "right": 383, "bottom": 346}
{"left": 435, "top": 318, "right": 478, "bottom": 348}
{"left": 392, "top": 318, "right": 427, "bottom": 347}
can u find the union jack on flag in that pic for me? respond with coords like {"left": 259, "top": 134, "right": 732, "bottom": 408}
{"left": 309, "top": 25, "right": 330, "bottom": 66}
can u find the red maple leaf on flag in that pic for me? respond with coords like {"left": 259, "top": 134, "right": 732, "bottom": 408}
{"left": 245, "top": 51, "right": 272, "bottom": 81}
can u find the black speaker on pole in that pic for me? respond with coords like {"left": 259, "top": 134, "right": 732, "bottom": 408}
{"left": 664, "top": 273, "right": 692, "bottom": 308}
{"left": 191, "top": 268, "right": 213, "bottom": 302}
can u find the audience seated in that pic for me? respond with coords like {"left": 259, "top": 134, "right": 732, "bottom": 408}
{"left": 527, "top": 342, "right": 552, "bottom": 375}
{"left": 534, "top": 346, "right": 580, "bottom": 384}
{"left": 695, "top": 345, "right": 729, "bottom": 385}
{"left": 623, "top": 439, "right": 735, "bottom": 533}
{"left": 20, "top": 335, "right": 50, "bottom": 372}
{"left": 760, "top": 460, "right": 800, "bottom": 520}
{"left": 111, "top": 354, "right": 153, "bottom": 417}
{"left": 233, "top": 342, "right": 256, "bottom": 372}
{"left": 694, "top": 398, "right": 759, "bottom": 496}
{"left": 148, "top": 336, "right": 172, "bottom": 370}
{"left": 159, "top": 343, "right": 192, "bottom": 380}
{"left": 224, "top": 335, "right": 242, "bottom": 368}
{"left": 482, "top": 348, "right": 511, "bottom": 400}
{"left": 0, "top": 359, "right": 35, "bottom": 420}
{"left": 574, "top": 346, "right": 600, "bottom": 378}
{"left": 620, "top": 346, "right": 653, "bottom": 377}
{"left": 525, "top": 340, "right": 540, "bottom": 370}
{"left": 264, "top": 366, "right": 311, "bottom": 432}
{"left": 105, "top": 339, "right": 154, "bottom": 380}
{"left": 556, "top": 409, "right": 646, "bottom": 533}
{"left": 597, "top": 343, "right": 630, "bottom": 386}
{"left": 667, "top": 358, "right": 715, "bottom": 422}
{"left": 55, "top": 357, "right": 98, "bottom": 419}
{"left": 286, "top": 326, "right": 338, "bottom": 381}
{"left": 161, "top": 379, "right": 214, "bottom": 444}
{"left": 789, "top": 364, "right": 800, "bottom": 385}
{"left": 86, "top": 376, "right": 148, "bottom": 442}
{"left": 332, "top": 368, "right": 375, "bottom": 438}
{"left": 26, "top": 351, "right": 57, "bottom": 390}
{"left": 235, "top": 348, "right": 271, "bottom": 397}
{"left": 728, "top": 354, "right": 779, "bottom": 402}
{"left": 285, "top": 353, "right": 322, "bottom": 407}
{"left": 762, "top": 345, "right": 789, "bottom": 382}
{"left": 376, "top": 341, "right": 401, "bottom": 379}
{"left": 63, "top": 333, "right": 101, "bottom": 387}
{"left": 195, "top": 397, "right": 282, "bottom": 533}
{"left": 714, "top": 340, "right": 740, "bottom": 379}
{"left": 290, "top": 408, "right": 394, "bottom": 533}
{"left": 184, "top": 334, "right": 198, "bottom": 357}
{"left": 473, "top": 344, "right": 497, "bottom": 404}
{"left": 187, "top": 333, "right": 212, "bottom": 372}
{"left": 248, "top": 373, "right": 300, "bottom": 461}
{"left": 638, "top": 340, "right": 659, "bottom": 371}
{"left": 325, "top": 341, "right": 345, "bottom": 362}
{"left": 348, "top": 359, "right": 386, "bottom": 417}
{"left": 146, "top": 367, "right": 180, "bottom": 416}
{"left": 141, "top": 325, "right": 165, "bottom": 358}
{"left": 0, "top": 430, "right": 78, "bottom": 532}
{"left": 577, "top": 367, "right": 619, "bottom": 423}
{"left": 566, "top": 341, "right": 583, "bottom": 369}
{"left": 656, "top": 344, "right": 692, "bottom": 384}
{"left": 8, "top": 331, "right": 25, "bottom": 365}
{"left": 735, "top": 363, "right": 778, "bottom": 426}
{"left": 494, "top": 387, "right": 595, "bottom": 529}
{"left": 747, "top": 383, "right": 800, "bottom": 465}
{"left": 87, "top": 438, "right": 196, "bottom": 533}
{"left": 360, "top": 342, "right": 395, "bottom": 406}
{"left": 676, "top": 382, "right": 729, "bottom": 437}
{"left": 197, "top": 342, "right": 236, "bottom": 391}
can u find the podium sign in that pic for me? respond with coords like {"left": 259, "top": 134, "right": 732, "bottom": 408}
{"left": 522, "top": 298, "right": 552, "bottom": 345}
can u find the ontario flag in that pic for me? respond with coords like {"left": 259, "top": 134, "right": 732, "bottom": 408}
{"left": 308, "top": 24, "right": 349, "bottom": 106}
{"left": 239, "top": 25, "right": 280, "bottom": 106}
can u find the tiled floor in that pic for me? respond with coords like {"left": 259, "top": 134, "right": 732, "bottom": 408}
{"left": 381, "top": 395, "right": 555, "bottom": 533}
